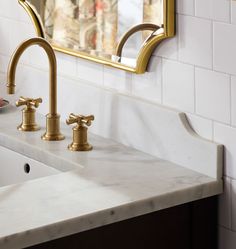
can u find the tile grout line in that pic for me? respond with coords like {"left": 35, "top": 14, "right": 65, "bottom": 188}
{"left": 153, "top": 55, "right": 235, "bottom": 78}
{"left": 177, "top": 12, "right": 236, "bottom": 25}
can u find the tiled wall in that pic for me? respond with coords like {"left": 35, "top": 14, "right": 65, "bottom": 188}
{"left": 0, "top": 0, "right": 236, "bottom": 247}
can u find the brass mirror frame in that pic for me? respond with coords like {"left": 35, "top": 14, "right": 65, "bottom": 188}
{"left": 19, "top": 0, "right": 175, "bottom": 74}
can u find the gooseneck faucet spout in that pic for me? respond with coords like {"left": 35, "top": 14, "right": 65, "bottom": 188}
{"left": 6, "top": 37, "right": 65, "bottom": 141}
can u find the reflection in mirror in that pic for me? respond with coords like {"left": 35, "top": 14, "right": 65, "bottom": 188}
{"left": 20, "top": 0, "right": 175, "bottom": 73}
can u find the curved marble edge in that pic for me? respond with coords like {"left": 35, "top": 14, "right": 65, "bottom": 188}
{"left": 178, "top": 112, "right": 223, "bottom": 180}
{"left": 100, "top": 94, "right": 222, "bottom": 180}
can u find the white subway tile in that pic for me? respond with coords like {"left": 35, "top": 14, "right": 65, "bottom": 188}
{"left": 213, "top": 22, "right": 236, "bottom": 75}
{"left": 162, "top": 59, "right": 194, "bottom": 112}
{"left": 0, "top": 0, "right": 31, "bottom": 23}
{"left": 24, "top": 46, "right": 49, "bottom": 70}
{"left": 0, "top": 55, "right": 9, "bottom": 73}
{"left": 0, "top": 73, "right": 7, "bottom": 98}
{"left": 177, "top": 0, "right": 195, "bottom": 15}
{"left": 186, "top": 114, "right": 213, "bottom": 140}
{"left": 9, "top": 21, "right": 35, "bottom": 63}
{"left": 0, "top": 1, "right": 19, "bottom": 19}
{"left": 212, "top": 0, "right": 230, "bottom": 23}
{"left": 77, "top": 58, "right": 103, "bottom": 86}
{"left": 195, "top": 68, "right": 230, "bottom": 123}
{"left": 18, "top": 3, "right": 32, "bottom": 23}
{"left": 195, "top": 0, "right": 230, "bottom": 23}
{"left": 132, "top": 56, "right": 162, "bottom": 103}
{"left": 214, "top": 123, "right": 236, "bottom": 178}
{"left": 0, "top": 17, "right": 12, "bottom": 56}
{"left": 56, "top": 52, "right": 77, "bottom": 77}
{"left": 195, "top": 0, "right": 212, "bottom": 19}
{"left": 9, "top": 20, "right": 31, "bottom": 52}
{"left": 0, "top": 65, "right": 48, "bottom": 113}
{"left": 0, "top": 1, "right": 11, "bottom": 18}
{"left": 219, "top": 227, "right": 236, "bottom": 249}
{"left": 104, "top": 66, "right": 132, "bottom": 93}
{"left": 57, "top": 75, "right": 102, "bottom": 121}
{"left": 153, "top": 36, "right": 178, "bottom": 60}
{"left": 231, "top": 76, "right": 236, "bottom": 126}
{"left": 218, "top": 177, "right": 231, "bottom": 228}
{"left": 178, "top": 15, "right": 212, "bottom": 68}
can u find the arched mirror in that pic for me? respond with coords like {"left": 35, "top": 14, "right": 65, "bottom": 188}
{"left": 19, "top": 0, "right": 175, "bottom": 74}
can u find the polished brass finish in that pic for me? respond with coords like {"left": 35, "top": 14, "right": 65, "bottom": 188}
{"left": 15, "top": 96, "right": 42, "bottom": 131}
{"left": 19, "top": 0, "right": 175, "bottom": 74}
{"left": 66, "top": 113, "right": 94, "bottom": 152}
{"left": 6, "top": 37, "right": 65, "bottom": 141}
{"left": 18, "top": 0, "right": 44, "bottom": 37}
{"left": 116, "top": 23, "right": 161, "bottom": 58}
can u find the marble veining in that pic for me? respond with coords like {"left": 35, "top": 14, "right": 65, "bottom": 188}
{"left": 0, "top": 105, "right": 223, "bottom": 249}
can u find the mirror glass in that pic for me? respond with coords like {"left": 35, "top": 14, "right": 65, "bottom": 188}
{"left": 22, "top": 0, "right": 173, "bottom": 73}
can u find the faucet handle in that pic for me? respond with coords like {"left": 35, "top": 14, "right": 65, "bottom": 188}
{"left": 66, "top": 113, "right": 94, "bottom": 127}
{"left": 66, "top": 113, "right": 95, "bottom": 151}
{"left": 16, "top": 96, "right": 42, "bottom": 109}
{"left": 15, "top": 96, "right": 42, "bottom": 132}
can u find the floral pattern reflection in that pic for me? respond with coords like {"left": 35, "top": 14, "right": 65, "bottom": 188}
{"left": 40, "top": 0, "right": 162, "bottom": 58}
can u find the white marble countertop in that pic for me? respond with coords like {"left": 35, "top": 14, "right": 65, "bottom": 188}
{"left": 0, "top": 106, "right": 223, "bottom": 249}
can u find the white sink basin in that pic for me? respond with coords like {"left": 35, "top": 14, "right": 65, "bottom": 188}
{"left": 0, "top": 145, "right": 60, "bottom": 187}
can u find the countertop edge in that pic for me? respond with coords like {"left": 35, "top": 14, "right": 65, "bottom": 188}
{"left": 0, "top": 180, "right": 222, "bottom": 249}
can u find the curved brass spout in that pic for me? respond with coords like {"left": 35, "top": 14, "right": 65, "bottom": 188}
{"left": 7, "top": 37, "right": 65, "bottom": 141}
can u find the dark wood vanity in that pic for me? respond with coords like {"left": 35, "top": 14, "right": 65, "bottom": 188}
{"left": 26, "top": 197, "right": 217, "bottom": 249}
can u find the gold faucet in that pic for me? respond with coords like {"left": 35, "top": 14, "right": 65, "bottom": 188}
{"left": 6, "top": 37, "right": 65, "bottom": 141}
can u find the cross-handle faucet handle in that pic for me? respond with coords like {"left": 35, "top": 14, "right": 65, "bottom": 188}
{"left": 66, "top": 113, "right": 94, "bottom": 127}
{"left": 66, "top": 113, "right": 95, "bottom": 152}
{"left": 16, "top": 96, "right": 42, "bottom": 109}
{"left": 15, "top": 96, "right": 42, "bottom": 132}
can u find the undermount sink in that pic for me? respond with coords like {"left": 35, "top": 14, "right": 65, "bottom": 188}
{"left": 0, "top": 145, "right": 60, "bottom": 187}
